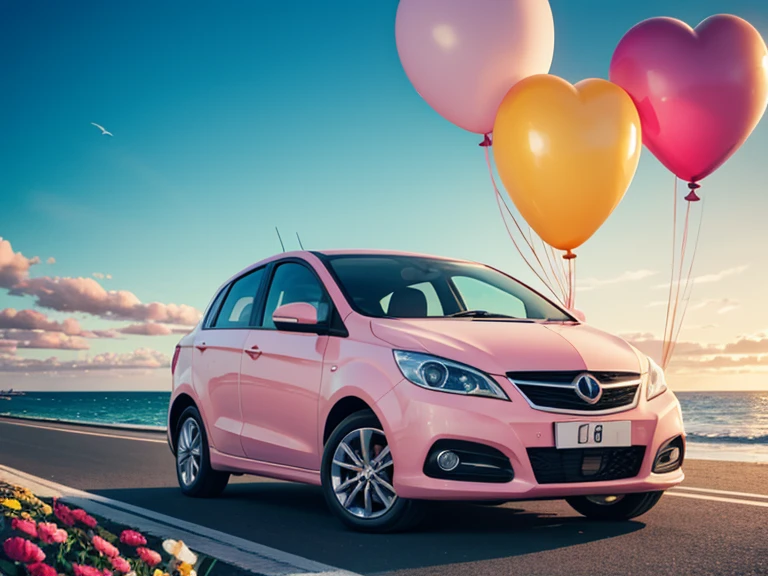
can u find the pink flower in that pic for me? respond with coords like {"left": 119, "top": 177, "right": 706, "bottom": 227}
{"left": 11, "top": 518, "right": 38, "bottom": 538}
{"left": 136, "top": 547, "right": 161, "bottom": 567}
{"left": 110, "top": 556, "right": 132, "bottom": 574}
{"left": 26, "top": 563, "right": 57, "bottom": 576}
{"left": 53, "top": 500, "right": 75, "bottom": 527}
{"left": 119, "top": 530, "right": 146, "bottom": 547}
{"left": 92, "top": 535, "right": 120, "bottom": 558}
{"left": 37, "top": 522, "right": 68, "bottom": 544}
{"left": 72, "top": 565, "right": 104, "bottom": 576}
{"left": 102, "top": 571, "right": 113, "bottom": 576}
{"left": 3, "top": 537, "right": 45, "bottom": 563}
{"left": 71, "top": 508, "right": 98, "bottom": 529}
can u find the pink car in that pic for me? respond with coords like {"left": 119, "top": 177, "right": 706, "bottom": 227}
{"left": 168, "top": 250, "right": 685, "bottom": 532}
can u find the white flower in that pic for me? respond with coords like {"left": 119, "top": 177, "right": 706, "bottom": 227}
{"left": 162, "top": 539, "right": 198, "bottom": 565}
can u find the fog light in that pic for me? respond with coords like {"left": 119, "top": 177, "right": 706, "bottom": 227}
{"left": 436, "top": 450, "right": 460, "bottom": 471}
{"left": 653, "top": 436, "right": 684, "bottom": 473}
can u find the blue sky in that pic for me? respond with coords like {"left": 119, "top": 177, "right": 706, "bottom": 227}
{"left": 1, "top": 0, "right": 767, "bottom": 390}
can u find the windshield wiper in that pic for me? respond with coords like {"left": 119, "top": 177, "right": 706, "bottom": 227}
{"left": 447, "top": 310, "right": 519, "bottom": 319}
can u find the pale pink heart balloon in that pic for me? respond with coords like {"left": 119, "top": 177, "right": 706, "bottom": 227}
{"left": 610, "top": 14, "right": 768, "bottom": 184}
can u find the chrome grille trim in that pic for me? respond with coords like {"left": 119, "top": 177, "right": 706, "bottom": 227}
{"left": 508, "top": 377, "right": 642, "bottom": 416}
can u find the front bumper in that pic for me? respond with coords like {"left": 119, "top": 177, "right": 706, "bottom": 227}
{"left": 376, "top": 376, "right": 685, "bottom": 501}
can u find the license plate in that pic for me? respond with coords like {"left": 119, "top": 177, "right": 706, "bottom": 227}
{"left": 554, "top": 421, "right": 632, "bottom": 449}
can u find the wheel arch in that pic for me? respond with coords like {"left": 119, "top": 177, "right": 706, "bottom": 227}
{"left": 168, "top": 392, "right": 199, "bottom": 453}
{"left": 322, "top": 395, "right": 383, "bottom": 446}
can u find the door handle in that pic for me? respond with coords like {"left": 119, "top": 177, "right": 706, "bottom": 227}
{"left": 195, "top": 342, "right": 207, "bottom": 352}
{"left": 244, "top": 345, "right": 262, "bottom": 360}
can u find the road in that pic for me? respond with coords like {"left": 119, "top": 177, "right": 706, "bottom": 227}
{"left": 1, "top": 417, "right": 766, "bottom": 576}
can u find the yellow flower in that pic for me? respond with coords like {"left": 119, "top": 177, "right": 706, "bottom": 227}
{"left": 152, "top": 570, "right": 170, "bottom": 576}
{"left": 40, "top": 503, "right": 53, "bottom": 516}
{"left": 177, "top": 562, "right": 196, "bottom": 576}
{"left": 0, "top": 498, "right": 21, "bottom": 510}
{"left": 20, "top": 512, "right": 32, "bottom": 520}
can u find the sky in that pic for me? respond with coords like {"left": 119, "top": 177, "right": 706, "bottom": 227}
{"left": 1, "top": 0, "right": 767, "bottom": 391}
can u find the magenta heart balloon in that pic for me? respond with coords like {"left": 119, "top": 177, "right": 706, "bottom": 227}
{"left": 610, "top": 14, "right": 768, "bottom": 184}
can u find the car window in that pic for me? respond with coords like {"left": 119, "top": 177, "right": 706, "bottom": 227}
{"left": 380, "top": 282, "right": 444, "bottom": 317}
{"left": 451, "top": 275, "right": 527, "bottom": 318}
{"left": 212, "top": 268, "right": 265, "bottom": 328}
{"left": 204, "top": 286, "right": 228, "bottom": 328}
{"left": 262, "top": 262, "right": 330, "bottom": 329}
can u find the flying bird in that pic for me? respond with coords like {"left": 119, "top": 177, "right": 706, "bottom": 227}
{"left": 90, "top": 122, "right": 113, "bottom": 137}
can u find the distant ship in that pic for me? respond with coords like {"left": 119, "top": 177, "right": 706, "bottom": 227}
{"left": 0, "top": 388, "right": 24, "bottom": 396}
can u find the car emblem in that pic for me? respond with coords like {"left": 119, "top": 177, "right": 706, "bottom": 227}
{"left": 573, "top": 373, "right": 602, "bottom": 404}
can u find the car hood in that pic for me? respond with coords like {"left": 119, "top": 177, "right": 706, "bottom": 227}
{"left": 369, "top": 318, "right": 643, "bottom": 376}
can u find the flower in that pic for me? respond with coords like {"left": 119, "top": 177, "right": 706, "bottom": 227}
{"left": 110, "top": 557, "right": 132, "bottom": 574}
{"left": 136, "top": 547, "right": 162, "bottom": 567}
{"left": 0, "top": 498, "right": 22, "bottom": 510}
{"left": 72, "top": 565, "right": 104, "bottom": 576}
{"left": 37, "top": 522, "right": 68, "bottom": 544}
{"left": 71, "top": 508, "right": 98, "bottom": 528}
{"left": 92, "top": 535, "right": 120, "bottom": 558}
{"left": 152, "top": 571, "right": 169, "bottom": 576}
{"left": 53, "top": 500, "right": 75, "bottom": 527}
{"left": 162, "top": 539, "right": 197, "bottom": 565}
{"left": 3, "top": 537, "right": 45, "bottom": 563}
{"left": 119, "top": 530, "right": 147, "bottom": 547}
{"left": 26, "top": 563, "right": 58, "bottom": 576}
{"left": 11, "top": 517, "right": 38, "bottom": 538}
{"left": 40, "top": 503, "right": 53, "bottom": 516}
{"left": 177, "top": 562, "right": 196, "bottom": 576}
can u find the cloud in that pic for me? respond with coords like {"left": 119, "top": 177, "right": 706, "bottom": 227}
{"left": 0, "top": 237, "right": 40, "bottom": 287}
{"left": 4, "top": 331, "right": 90, "bottom": 350}
{"left": 645, "top": 298, "right": 739, "bottom": 315}
{"left": 92, "top": 272, "right": 113, "bottom": 280}
{"left": 0, "top": 238, "right": 202, "bottom": 326}
{"left": 118, "top": 322, "right": 173, "bottom": 336}
{"left": 46, "top": 257, "right": 56, "bottom": 265}
{"left": 0, "top": 308, "right": 83, "bottom": 335}
{"left": 0, "top": 348, "right": 170, "bottom": 372}
{"left": 653, "top": 265, "right": 749, "bottom": 289}
{"left": 578, "top": 269, "right": 657, "bottom": 291}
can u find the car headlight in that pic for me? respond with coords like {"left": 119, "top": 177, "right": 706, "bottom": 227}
{"left": 646, "top": 356, "right": 668, "bottom": 400}
{"left": 393, "top": 350, "right": 508, "bottom": 400}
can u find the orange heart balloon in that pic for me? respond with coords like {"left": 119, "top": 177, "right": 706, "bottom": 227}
{"left": 492, "top": 75, "right": 642, "bottom": 252}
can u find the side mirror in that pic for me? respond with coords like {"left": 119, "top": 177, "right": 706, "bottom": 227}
{"left": 272, "top": 302, "right": 320, "bottom": 333}
{"left": 568, "top": 308, "right": 586, "bottom": 323}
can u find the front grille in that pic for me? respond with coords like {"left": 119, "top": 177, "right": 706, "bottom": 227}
{"left": 527, "top": 446, "right": 646, "bottom": 484}
{"left": 516, "top": 383, "right": 639, "bottom": 411}
{"left": 507, "top": 371, "right": 641, "bottom": 413}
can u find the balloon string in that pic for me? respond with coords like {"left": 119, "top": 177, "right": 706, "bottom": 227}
{"left": 483, "top": 145, "right": 563, "bottom": 303}
{"left": 661, "top": 176, "right": 679, "bottom": 366}
{"left": 541, "top": 236, "right": 567, "bottom": 301}
{"left": 566, "top": 255, "right": 576, "bottom": 309}
{"left": 667, "top": 197, "right": 705, "bottom": 366}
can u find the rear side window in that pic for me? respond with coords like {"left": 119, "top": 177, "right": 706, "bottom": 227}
{"left": 204, "top": 288, "right": 228, "bottom": 328}
{"left": 213, "top": 268, "right": 265, "bottom": 328}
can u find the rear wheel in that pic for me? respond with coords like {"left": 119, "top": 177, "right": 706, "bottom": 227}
{"left": 175, "top": 406, "right": 229, "bottom": 498}
{"left": 566, "top": 491, "right": 664, "bottom": 520}
{"left": 321, "top": 410, "right": 425, "bottom": 532}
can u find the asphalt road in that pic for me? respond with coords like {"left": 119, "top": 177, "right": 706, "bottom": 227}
{"left": 1, "top": 417, "right": 766, "bottom": 576}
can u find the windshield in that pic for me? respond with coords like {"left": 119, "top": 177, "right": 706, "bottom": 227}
{"left": 323, "top": 255, "right": 571, "bottom": 321}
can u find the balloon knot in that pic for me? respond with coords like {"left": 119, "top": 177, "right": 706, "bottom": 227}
{"left": 685, "top": 182, "right": 701, "bottom": 202}
{"left": 478, "top": 133, "right": 492, "bottom": 147}
{"left": 563, "top": 250, "right": 577, "bottom": 260}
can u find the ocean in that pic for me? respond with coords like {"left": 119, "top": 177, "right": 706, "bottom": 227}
{"left": 1, "top": 391, "right": 766, "bottom": 463}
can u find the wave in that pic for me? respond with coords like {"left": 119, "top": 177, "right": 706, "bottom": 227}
{"left": 686, "top": 432, "right": 768, "bottom": 445}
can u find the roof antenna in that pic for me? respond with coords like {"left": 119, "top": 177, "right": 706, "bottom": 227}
{"left": 275, "top": 226, "right": 286, "bottom": 252}
{"left": 296, "top": 232, "right": 305, "bottom": 250}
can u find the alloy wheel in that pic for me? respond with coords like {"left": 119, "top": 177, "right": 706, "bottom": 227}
{"left": 330, "top": 427, "right": 397, "bottom": 519}
{"left": 177, "top": 417, "right": 202, "bottom": 487}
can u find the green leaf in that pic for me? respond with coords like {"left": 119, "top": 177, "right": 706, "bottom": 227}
{"left": 0, "top": 558, "right": 24, "bottom": 576}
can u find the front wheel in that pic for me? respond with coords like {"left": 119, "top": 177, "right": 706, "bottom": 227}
{"left": 566, "top": 491, "right": 664, "bottom": 520}
{"left": 321, "top": 410, "right": 425, "bottom": 533}
{"left": 175, "top": 406, "right": 229, "bottom": 498}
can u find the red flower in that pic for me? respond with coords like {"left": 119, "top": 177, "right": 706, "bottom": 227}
{"left": 136, "top": 547, "right": 161, "bottom": 567}
{"left": 119, "top": 530, "right": 146, "bottom": 547}
{"left": 110, "top": 556, "right": 132, "bottom": 574}
{"left": 37, "top": 522, "right": 68, "bottom": 544}
{"left": 11, "top": 518, "right": 38, "bottom": 538}
{"left": 92, "top": 535, "right": 119, "bottom": 558}
{"left": 72, "top": 565, "right": 103, "bottom": 576}
{"left": 71, "top": 508, "right": 98, "bottom": 529}
{"left": 3, "top": 537, "right": 45, "bottom": 564}
{"left": 26, "top": 563, "right": 57, "bottom": 576}
{"left": 53, "top": 500, "right": 75, "bottom": 527}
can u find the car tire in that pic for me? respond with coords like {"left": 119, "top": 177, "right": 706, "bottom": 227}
{"left": 321, "top": 410, "right": 425, "bottom": 533}
{"left": 175, "top": 406, "right": 230, "bottom": 498}
{"left": 566, "top": 491, "right": 664, "bottom": 520}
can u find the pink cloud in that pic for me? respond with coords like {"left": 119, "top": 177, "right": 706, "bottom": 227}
{"left": 0, "top": 237, "right": 40, "bottom": 288}
{"left": 7, "top": 331, "right": 90, "bottom": 350}
{"left": 0, "top": 308, "right": 83, "bottom": 335}
{"left": 118, "top": 322, "right": 173, "bottom": 336}
{"left": 0, "top": 348, "right": 169, "bottom": 372}
{"left": 46, "top": 257, "right": 56, "bottom": 265}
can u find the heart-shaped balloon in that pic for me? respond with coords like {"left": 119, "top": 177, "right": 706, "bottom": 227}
{"left": 492, "top": 75, "right": 642, "bottom": 252}
{"left": 610, "top": 14, "right": 768, "bottom": 184}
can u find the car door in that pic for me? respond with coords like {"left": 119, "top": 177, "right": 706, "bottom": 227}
{"left": 239, "top": 260, "right": 330, "bottom": 470}
{"left": 192, "top": 267, "right": 265, "bottom": 458}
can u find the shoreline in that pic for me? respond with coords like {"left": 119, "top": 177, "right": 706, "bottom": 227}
{"left": 2, "top": 413, "right": 767, "bottom": 464}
